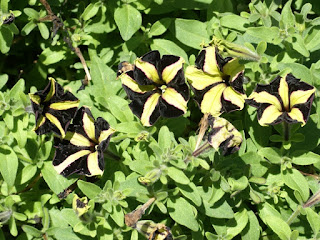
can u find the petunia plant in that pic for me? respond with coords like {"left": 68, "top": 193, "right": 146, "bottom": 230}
{"left": 118, "top": 50, "right": 190, "bottom": 126}
{"left": 185, "top": 46, "right": 246, "bottom": 117}
{"left": 53, "top": 106, "right": 115, "bottom": 177}
{"left": 29, "top": 77, "right": 79, "bottom": 138}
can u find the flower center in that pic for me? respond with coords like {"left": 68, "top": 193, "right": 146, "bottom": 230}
{"left": 222, "top": 74, "right": 231, "bottom": 86}
{"left": 160, "top": 85, "right": 167, "bottom": 93}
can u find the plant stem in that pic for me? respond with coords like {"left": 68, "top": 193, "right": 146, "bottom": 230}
{"left": 283, "top": 121, "right": 290, "bottom": 142}
{"left": 192, "top": 141, "right": 211, "bottom": 157}
{"left": 286, "top": 206, "right": 301, "bottom": 225}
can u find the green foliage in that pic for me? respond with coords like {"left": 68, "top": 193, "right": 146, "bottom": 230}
{"left": 1, "top": 0, "right": 320, "bottom": 239}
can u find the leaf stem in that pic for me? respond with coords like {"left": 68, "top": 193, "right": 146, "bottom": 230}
{"left": 286, "top": 206, "right": 301, "bottom": 225}
{"left": 192, "top": 141, "right": 211, "bottom": 157}
{"left": 283, "top": 121, "right": 290, "bottom": 142}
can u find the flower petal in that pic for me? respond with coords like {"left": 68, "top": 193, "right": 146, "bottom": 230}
{"left": 64, "top": 131, "right": 91, "bottom": 147}
{"left": 222, "top": 86, "right": 245, "bottom": 111}
{"left": 160, "top": 87, "right": 188, "bottom": 116}
{"left": 87, "top": 151, "right": 103, "bottom": 176}
{"left": 53, "top": 149, "right": 91, "bottom": 176}
{"left": 248, "top": 91, "right": 282, "bottom": 111}
{"left": 160, "top": 55, "right": 184, "bottom": 84}
{"left": 140, "top": 93, "right": 161, "bottom": 126}
{"left": 83, "top": 110, "right": 96, "bottom": 141}
{"left": 44, "top": 77, "right": 56, "bottom": 102}
{"left": 222, "top": 58, "right": 244, "bottom": 77}
{"left": 196, "top": 46, "right": 221, "bottom": 75}
{"left": 134, "top": 51, "right": 162, "bottom": 85}
{"left": 49, "top": 100, "right": 80, "bottom": 110}
{"left": 257, "top": 104, "right": 283, "bottom": 126}
{"left": 120, "top": 71, "right": 156, "bottom": 94}
{"left": 287, "top": 108, "right": 305, "bottom": 125}
{"left": 278, "top": 75, "right": 290, "bottom": 110}
{"left": 185, "top": 66, "right": 222, "bottom": 90}
{"left": 45, "top": 112, "right": 66, "bottom": 138}
{"left": 200, "top": 83, "right": 226, "bottom": 116}
{"left": 290, "top": 89, "right": 315, "bottom": 108}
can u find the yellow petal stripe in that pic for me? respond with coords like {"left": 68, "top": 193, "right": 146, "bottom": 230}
{"left": 248, "top": 91, "right": 282, "bottom": 111}
{"left": 288, "top": 108, "right": 305, "bottom": 126}
{"left": 87, "top": 151, "right": 103, "bottom": 176}
{"left": 29, "top": 93, "right": 41, "bottom": 105}
{"left": 120, "top": 73, "right": 156, "bottom": 93}
{"left": 45, "top": 112, "right": 65, "bottom": 138}
{"left": 83, "top": 112, "right": 96, "bottom": 141}
{"left": 290, "top": 88, "right": 315, "bottom": 108}
{"left": 44, "top": 77, "right": 56, "bottom": 102}
{"left": 201, "top": 83, "right": 226, "bottom": 116}
{"left": 203, "top": 46, "right": 221, "bottom": 75}
{"left": 98, "top": 128, "right": 116, "bottom": 143}
{"left": 54, "top": 150, "right": 91, "bottom": 174}
{"left": 223, "top": 87, "right": 245, "bottom": 110}
{"left": 222, "top": 58, "right": 244, "bottom": 77}
{"left": 49, "top": 100, "right": 79, "bottom": 110}
{"left": 135, "top": 58, "right": 162, "bottom": 84}
{"left": 162, "top": 57, "right": 184, "bottom": 84}
{"left": 278, "top": 76, "right": 289, "bottom": 111}
{"left": 141, "top": 93, "right": 161, "bottom": 126}
{"left": 258, "top": 105, "right": 283, "bottom": 126}
{"left": 185, "top": 66, "right": 223, "bottom": 90}
{"left": 161, "top": 87, "right": 187, "bottom": 112}
{"left": 33, "top": 115, "right": 46, "bottom": 131}
{"left": 64, "top": 131, "right": 91, "bottom": 147}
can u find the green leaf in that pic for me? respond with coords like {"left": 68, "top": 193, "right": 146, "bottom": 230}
{"left": 110, "top": 205, "right": 124, "bottom": 227}
{"left": 260, "top": 203, "right": 291, "bottom": 240}
{"left": 18, "top": 164, "right": 37, "bottom": 185}
{"left": 39, "top": 47, "right": 66, "bottom": 65}
{"left": 220, "top": 14, "right": 249, "bottom": 32}
{"left": 0, "top": 26, "right": 13, "bottom": 53}
{"left": 291, "top": 34, "right": 309, "bottom": 57}
{"left": 0, "top": 74, "right": 8, "bottom": 90}
{"left": 167, "top": 198, "right": 199, "bottom": 231}
{"left": 282, "top": 168, "right": 309, "bottom": 202}
{"left": 177, "top": 182, "right": 202, "bottom": 207}
{"left": 41, "top": 162, "right": 76, "bottom": 195}
{"left": 173, "top": 18, "right": 210, "bottom": 49}
{"left": 10, "top": 79, "right": 25, "bottom": 100}
{"left": 256, "top": 41, "right": 267, "bottom": 55}
{"left": 246, "top": 26, "right": 280, "bottom": 43}
{"left": 167, "top": 166, "right": 190, "bottom": 185}
{"left": 114, "top": 4, "right": 142, "bottom": 41}
{"left": 149, "top": 18, "right": 172, "bottom": 36}
{"left": 305, "top": 208, "right": 320, "bottom": 235}
{"left": 0, "top": 145, "right": 18, "bottom": 187}
{"left": 150, "top": 39, "right": 189, "bottom": 63}
{"left": 77, "top": 180, "right": 102, "bottom": 199}
{"left": 281, "top": 0, "right": 295, "bottom": 29}
{"left": 24, "top": 8, "right": 39, "bottom": 19}
{"left": 106, "top": 95, "right": 133, "bottom": 122}
{"left": 277, "top": 62, "right": 312, "bottom": 85}
{"left": 22, "top": 225, "right": 42, "bottom": 237}
{"left": 241, "top": 210, "right": 260, "bottom": 240}
{"left": 1, "top": 0, "right": 8, "bottom": 13}
{"left": 21, "top": 21, "right": 37, "bottom": 36}
{"left": 291, "top": 151, "right": 320, "bottom": 165}
{"left": 81, "top": 2, "right": 100, "bottom": 21}
{"left": 226, "top": 209, "right": 249, "bottom": 239}
{"left": 38, "top": 22, "right": 49, "bottom": 39}
{"left": 158, "top": 126, "right": 172, "bottom": 150}
{"left": 258, "top": 147, "right": 282, "bottom": 164}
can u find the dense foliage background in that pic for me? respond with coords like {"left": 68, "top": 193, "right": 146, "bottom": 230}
{"left": 1, "top": 0, "right": 320, "bottom": 239}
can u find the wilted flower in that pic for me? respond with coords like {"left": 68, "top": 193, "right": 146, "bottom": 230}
{"left": 118, "top": 50, "right": 190, "bottom": 126}
{"left": 193, "top": 115, "right": 242, "bottom": 157}
{"left": 247, "top": 74, "right": 315, "bottom": 126}
{"left": 72, "top": 194, "right": 90, "bottom": 217}
{"left": 185, "top": 46, "right": 246, "bottom": 117}
{"left": 29, "top": 77, "right": 79, "bottom": 138}
{"left": 53, "top": 107, "right": 115, "bottom": 177}
{"left": 135, "top": 220, "right": 173, "bottom": 240}
{"left": 207, "top": 116, "right": 242, "bottom": 155}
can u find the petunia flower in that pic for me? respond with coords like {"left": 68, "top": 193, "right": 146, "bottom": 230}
{"left": 185, "top": 46, "right": 246, "bottom": 117}
{"left": 118, "top": 50, "right": 190, "bottom": 126}
{"left": 247, "top": 74, "right": 315, "bottom": 126}
{"left": 207, "top": 115, "right": 242, "bottom": 155}
{"left": 53, "top": 107, "right": 115, "bottom": 177}
{"left": 29, "top": 77, "right": 79, "bottom": 138}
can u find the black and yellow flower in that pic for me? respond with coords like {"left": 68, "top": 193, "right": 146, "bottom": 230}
{"left": 53, "top": 107, "right": 115, "bottom": 177}
{"left": 119, "top": 50, "right": 189, "bottom": 126}
{"left": 29, "top": 77, "right": 79, "bottom": 138}
{"left": 207, "top": 115, "right": 242, "bottom": 155}
{"left": 72, "top": 194, "right": 90, "bottom": 217}
{"left": 247, "top": 74, "right": 315, "bottom": 126}
{"left": 135, "top": 220, "right": 173, "bottom": 240}
{"left": 185, "top": 46, "right": 246, "bottom": 117}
